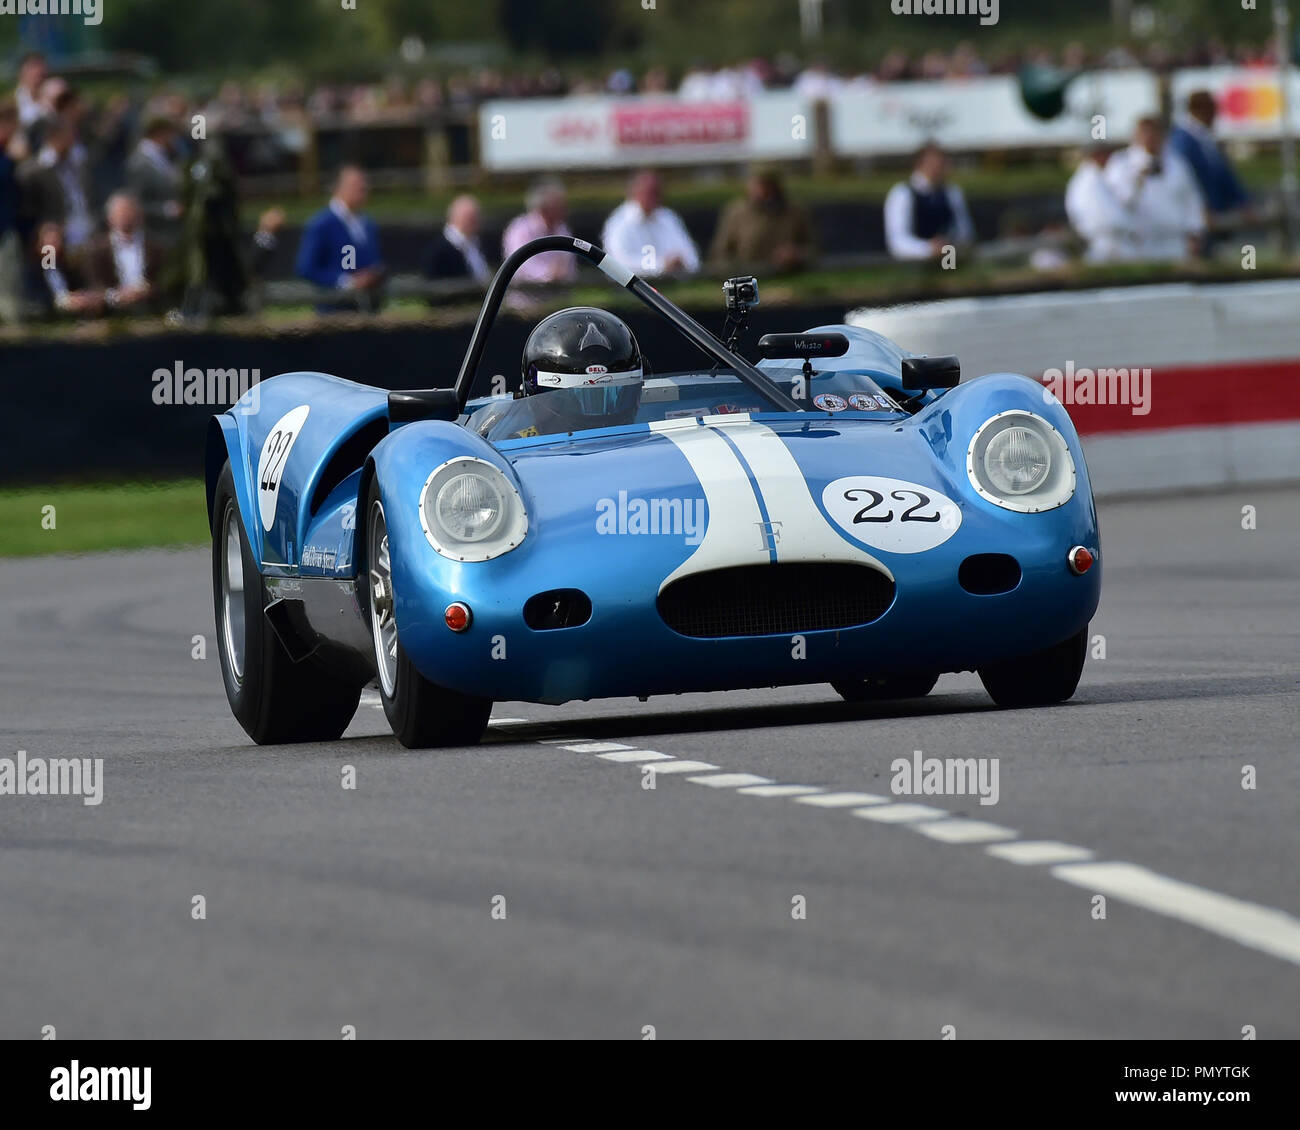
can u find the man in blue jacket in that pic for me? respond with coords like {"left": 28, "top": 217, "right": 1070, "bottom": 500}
{"left": 295, "top": 165, "right": 386, "bottom": 312}
{"left": 1168, "top": 91, "right": 1250, "bottom": 221}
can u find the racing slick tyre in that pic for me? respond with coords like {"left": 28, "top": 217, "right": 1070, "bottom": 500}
{"left": 211, "top": 462, "right": 363, "bottom": 744}
{"left": 361, "top": 480, "right": 492, "bottom": 749}
{"left": 831, "top": 673, "right": 939, "bottom": 702}
{"left": 977, "top": 626, "right": 1088, "bottom": 707}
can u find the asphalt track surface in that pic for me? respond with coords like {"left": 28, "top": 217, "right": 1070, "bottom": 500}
{"left": 1, "top": 486, "right": 1297, "bottom": 1039}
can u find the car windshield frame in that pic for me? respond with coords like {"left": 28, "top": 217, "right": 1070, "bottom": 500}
{"left": 386, "top": 236, "right": 804, "bottom": 425}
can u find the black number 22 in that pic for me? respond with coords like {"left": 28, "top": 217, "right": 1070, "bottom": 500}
{"left": 844, "top": 488, "right": 941, "bottom": 524}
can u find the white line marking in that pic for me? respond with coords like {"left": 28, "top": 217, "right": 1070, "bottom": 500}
{"left": 641, "top": 760, "right": 720, "bottom": 774}
{"left": 1051, "top": 861, "right": 1300, "bottom": 968}
{"left": 561, "top": 742, "right": 635, "bottom": 753}
{"left": 853, "top": 804, "right": 949, "bottom": 823}
{"left": 987, "top": 841, "right": 1096, "bottom": 865}
{"left": 687, "top": 773, "right": 774, "bottom": 788}
{"left": 597, "top": 750, "right": 674, "bottom": 763}
{"left": 489, "top": 717, "right": 530, "bottom": 725}
{"left": 736, "top": 784, "right": 824, "bottom": 798}
{"left": 794, "top": 792, "right": 890, "bottom": 808}
{"left": 911, "top": 819, "right": 1019, "bottom": 844}
{"left": 537, "top": 737, "right": 584, "bottom": 744}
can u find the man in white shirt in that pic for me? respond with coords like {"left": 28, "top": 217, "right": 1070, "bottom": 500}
{"left": 883, "top": 143, "right": 976, "bottom": 261}
{"left": 1103, "top": 117, "right": 1206, "bottom": 262}
{"left": 601, "top": 170, "right": 700, "bottom": 278}
{"left": 93, "top": 193, "right": 158, "bottom": 310}
{"left": 1065, "top": 144, "right": 1129, "bottom": 263}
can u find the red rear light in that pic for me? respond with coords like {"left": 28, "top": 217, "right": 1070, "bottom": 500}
{"left": 1067, "top": 546, "right": 1094, "bottom": 575}
{"left": 444, "top": 602, "right": 472, "bottom": 632}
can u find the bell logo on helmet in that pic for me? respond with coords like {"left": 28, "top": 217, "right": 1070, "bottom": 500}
{"left": 586, "top": 365, "right": 609, "bottom": 375}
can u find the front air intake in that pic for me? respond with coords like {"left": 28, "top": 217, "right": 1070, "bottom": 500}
{"left": 657, "top": 563, "right": 895, "bottom": 638}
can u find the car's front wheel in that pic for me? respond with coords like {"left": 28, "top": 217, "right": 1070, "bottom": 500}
{"left": 211, "top": 462, "right": 362, "bottom": 744}
{"left": 978, "top": 627, "right": 1088, "bottom": 707}
{"left": 362, "top": 480, "right": 492, "bottom": 749}
{"left": 831, "top": 673, "right": 939, "bottom": 703}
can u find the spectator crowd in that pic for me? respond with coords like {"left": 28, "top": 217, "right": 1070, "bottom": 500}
{"left": 0, "top": 42, "right": 1265, "bottom": 326}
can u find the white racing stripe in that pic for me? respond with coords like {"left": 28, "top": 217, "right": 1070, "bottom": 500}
{"left": 649, "top": 418, "right": 892, "bottom": 587}
{"left": 648, "top": 420, "right": 770, "bottom": 587}
{"left": 715, "top": 418, "right": 894, "bottom": 575}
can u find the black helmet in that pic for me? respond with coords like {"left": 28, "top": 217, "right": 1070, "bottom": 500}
{"left": 521, "top": 307, "right": 644, "bottom": 423}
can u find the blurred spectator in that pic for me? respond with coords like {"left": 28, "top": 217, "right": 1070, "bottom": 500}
{"left": 424, "top": 194, "right": 491, "bottom": 285}
{"left": 126, "top": 117, "right": 184, "bottom": 245}
{"left": 1104, "top": 116, "right": 1206, "bottom": 261}
{"left": 502, "top": 178, "right": 576, "bottom": 285}
{"left": 14, "top": 52, "right": 47, "bottom": 132}
{"left": 0, "top": 100, "right": 22, "bottom": 323}
{"left": 883, "top": 142, "right": 975, "bottom": 261}
{"left": 709, "top": 167, "right": 815, "bottom": 273}
{"left": 31, "top": 220, "right": 103, "bottom": 318}
{"left": 1169, "top": 90, "right": 1251, "bottom": 220}
{"left": 601, "top": 170, "right": 699, "bottom": 278}
{"left": 793, "top": 60, "right": 841, "bottom": 100}
{"left": 251, "top": 206, "right": 285, "bottom": 280}
{"left": 1065, "top": 144, "right": 1128, "bottom": 263}
{"left": 20, "top": 117, "right": 95, "bottom": 251}
{"left": 296, "top": 165, "right": 385, "bottom": 310}
{"left": 87, "top": 193, "right": 161, "bottom": 312}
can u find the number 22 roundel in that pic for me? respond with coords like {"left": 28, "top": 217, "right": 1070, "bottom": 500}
{"left": 821, "top": 475, "right": 961, "bottom": 553}
{"left": 257, "top": 405, "right": 310, "bottom": 532}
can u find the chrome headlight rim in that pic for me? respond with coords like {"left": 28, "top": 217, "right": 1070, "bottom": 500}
{"left": 419, "top": 456, "right": 528, "bottom": 562}
{"left": 966, "top": 410, "right": 1076, "bottom": 514}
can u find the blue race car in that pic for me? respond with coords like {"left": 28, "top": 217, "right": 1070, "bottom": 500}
{"left": 207, "top": 237, "right": 1100, "bottom": 747}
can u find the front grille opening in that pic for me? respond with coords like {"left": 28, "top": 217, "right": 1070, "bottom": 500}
{"left": 524, "top": 589, "right": 593, "bottom": 630}
{"left": 658, "top": 563, "right": 895, "bottom": 638}
{"left": 959, "top": 553, "right": 1022, "bottom": 595}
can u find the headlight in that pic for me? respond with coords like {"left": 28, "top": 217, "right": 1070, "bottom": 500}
{"left": 967, "top": 411, "right": 1076, "bottom": 513}
{"left": 419, "top": 456, "right": 528, "bottom": 561}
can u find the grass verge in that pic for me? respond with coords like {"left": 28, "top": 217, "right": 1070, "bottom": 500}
{"left": 0, "top": 479, "right": 209, "bottom": 558}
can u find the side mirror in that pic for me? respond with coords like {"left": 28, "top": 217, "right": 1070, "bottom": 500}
{"left": 388, "top": 387, "right": 462, "bottom": 424}
{"left": 901, "top": 355, "right": 960, "bottom": 391}
{"left": 756, "top": 332, "right": 850, "bottom": 360}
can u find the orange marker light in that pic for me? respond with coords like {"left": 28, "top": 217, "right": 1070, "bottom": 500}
{"left": 444, "top": 602, "right": 472, "bottom": 632}
{"left": 1067, "top": 546, "right": 1094, "bottom": 575}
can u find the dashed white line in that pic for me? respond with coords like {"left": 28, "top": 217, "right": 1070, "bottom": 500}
{"left": 853, "top": 803, "right": 949, "bottom": 823}
{"left": 1051, "top": 861, "right": 1300, "bottom": 967}
{"left": 597, "top": 749, "right": 673, "bottom": 763}
{"left": 546, "top": 731, "right": 1300, "bottom": 969}
{"left": 687, "top": 773, "right": 775, "bottom": 788}
{"left": 987, "top": 841, "right": 1095, "bottom": 865}
{"left": 794, "top": 791, "right": 890, "bottom": 808}
{"left": 912, "top": 819, "right": 1019, "bottom": 844}
{"left": 736, "top": 784, "right": 824, "bottom": 798}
